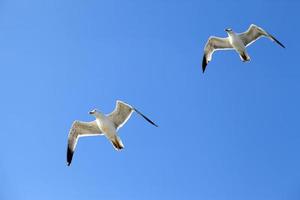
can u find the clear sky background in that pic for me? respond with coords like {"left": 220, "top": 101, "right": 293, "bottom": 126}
{"left": 0, "top": 0, "right": 299, "bottom": 199}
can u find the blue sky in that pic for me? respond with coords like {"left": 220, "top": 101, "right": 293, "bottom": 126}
{"left": 0, "top": 0, "right": 299, "bottom": 199}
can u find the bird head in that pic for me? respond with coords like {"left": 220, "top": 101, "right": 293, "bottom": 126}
{"left": 225, "top": 28, "right": 233, "bottom": 33}
{"left": 89, "top": 109, "right": 99, "bottom": 115}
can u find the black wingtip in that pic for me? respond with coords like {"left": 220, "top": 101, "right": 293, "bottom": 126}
{"left": 274, "top": 38, "right": 285, "bottom": 48}
{"left": 278, "top": 41, "right": 285, "bottom": 49}
{"left": 269, "top": 33, "right": 285, "bottom": 48}
{"left": 202, "top": 55, "right": 207, "bottom": 73}
{"left": 144, "top": 116, "right": 158, "bottom": 127}
{"left": 151, "top": 122, "right": 159, "bottom": 127}
{"left": 134, "top": 108, "right": 158, "bottom": 127}
{"left": 67, "top": 146, "right": 73, "bottom": 167}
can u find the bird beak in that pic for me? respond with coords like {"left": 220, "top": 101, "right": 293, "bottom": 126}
{"left": 89, "top": 111, "right": 94, "bottom": 115}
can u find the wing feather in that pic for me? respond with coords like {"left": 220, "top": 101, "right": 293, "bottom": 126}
{"left": 67, "top": 120, "right": 102, "bottom": 166}
{"left": 108, "top": 101, "right": 133, "bottom": 130}
{"left": 239, "top": 24, "right": 285, "bottom": 48}
{"left": 202, "top": 37, "right": 232, "bottom": 73}
{"left": 108, "top": 100, "right": 158, "bottom": 129}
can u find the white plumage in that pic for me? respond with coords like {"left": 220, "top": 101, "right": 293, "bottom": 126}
{"left": 66, "top": 100, "right": 158, "bottom": 166}
{"left": 202, "top": 24, "right": 285, "bottom": 73}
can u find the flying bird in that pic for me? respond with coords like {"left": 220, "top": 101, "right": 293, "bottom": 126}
{"left": 66, "top": 100, "right": 158, "bottom": 166}
{"left": 202, "top": 24, "right": 285, "bottom": 73}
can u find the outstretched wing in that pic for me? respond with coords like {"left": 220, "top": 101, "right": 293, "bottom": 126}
{"left": 202, "top": 36, "right": 233, "bottom": 73}
{"left": 67, "top": 120, "right": 102, "bottom": 166}
{"left": 108, "top": 100, "right": 158, "bottom": 129}
{"left": 108, "top": 100, "right": 134, "bottom": 130}
{"left": 239, "top": 24, "right": 285, "bottom": 48}
{"left": 134, "top": 108, "right": 158, "bottom": 127}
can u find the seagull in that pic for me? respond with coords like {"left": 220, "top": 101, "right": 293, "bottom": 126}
{"left": 202, "top": 24, "right": 285, "bottom": 73}
{"left": 66, "top": 100, "right": 158, "bottom": 166}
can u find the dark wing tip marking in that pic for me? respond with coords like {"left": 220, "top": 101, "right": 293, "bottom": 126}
{"left": 67, "top": 146, "right": 74, "bottom": 166}
{"left": 134, "top": 108, "right": 158, "bottom": 127}
{"left": 272, "top": 36, "right": 285, "bottom": 48}
{"left": 268, "top": 33, "right": 285, "bottom": 48}
{"left": 202, "top": 55, "right": 207, "bottom": 73}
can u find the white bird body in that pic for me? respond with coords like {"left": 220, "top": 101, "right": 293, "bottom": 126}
{"left": 228, "top": 32, "right": 245, "bottom": 52}
{"left": 227, "top": 31, "right": 250, "bottom": 61}
{"left": 94, "top": 113, "right": 116, "bottom": 140}
{"left": 202, "top": 24, "right": 285, "bottom": 73}
{"left": 66, "top": 100, "right": 158, "bottom": 166}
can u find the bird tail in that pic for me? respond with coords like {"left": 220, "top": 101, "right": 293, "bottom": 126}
{"left": 111, "top": 136, "right": 124, "bottom": 150}
{"left": 240, "top": 52, "right": 250, "bottom": 62}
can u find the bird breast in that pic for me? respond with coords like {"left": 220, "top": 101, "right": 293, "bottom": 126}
{"left": 229, "top": 34, "right": 245, "bottom": 50}
{"left": 96, "top": 118, "right": 116, "bottom": 136}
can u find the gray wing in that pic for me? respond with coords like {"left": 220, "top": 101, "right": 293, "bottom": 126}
{"left": 202, "top": 36, "right": 233, "bottom": 73}
{"left": 67, "top": 120, "right": 102, "bottom": 166}
{"left": 108, "top": 100, "right": 134, "bottom": 130}
{"left": 108, "top": 100, "right": 158, "bottom": 129}
{"left": 239, "top": 24, "right": 285, "bottom": 48}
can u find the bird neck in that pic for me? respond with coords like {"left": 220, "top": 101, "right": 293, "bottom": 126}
{"left": 227, "top": 31, "right": 236, "bottom": 37}
{"left": 95, "top": 112, "right": 105, "bottom": 120}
